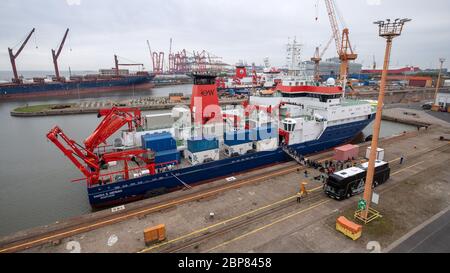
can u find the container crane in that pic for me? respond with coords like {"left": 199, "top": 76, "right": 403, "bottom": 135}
{"left": 52, "top": 28, "right": 69, "bottom": 81}
{"left": 8, "top": 28, "right": 35, "bottom": 83}
{"left": 323, "top": 0, "right": 357, "bottom": 86}
{"left": 47, "top": 107, "right": 155, "bottom": 186}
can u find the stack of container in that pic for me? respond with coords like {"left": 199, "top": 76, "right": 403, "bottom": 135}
{"left": 185, "top": 138, "right": 219, "bottom": 165}
{"left": 141, "top": 132, "right": 179, "bottom": 167}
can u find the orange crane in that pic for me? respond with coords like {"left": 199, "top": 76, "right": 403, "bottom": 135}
{"left": 323, "top": 0, "right": 357, "bottom": 85}
{"left": 51, "top": 28, "right": 69, "bottom": 81}
{"left": 311, "top": 36, "right": 333, "bottom": 82}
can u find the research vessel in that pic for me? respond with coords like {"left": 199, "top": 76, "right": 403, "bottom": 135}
{"left": 47, "top": 72, "right": 376, "bottom": 208}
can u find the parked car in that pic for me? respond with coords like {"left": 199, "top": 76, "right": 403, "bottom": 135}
{"left": 422, "top": 102, "right": 433, "bottom": 110}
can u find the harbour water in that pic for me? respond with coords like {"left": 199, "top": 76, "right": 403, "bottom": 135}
{"left": 0, "top": 85, "right": 417, "bottom": 236}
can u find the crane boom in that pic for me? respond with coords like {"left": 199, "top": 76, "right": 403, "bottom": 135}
{"left": 324, "top": 0, "right": 341, "bottom": 55}
{"left": 323, "top": 0, "right": 357, "bottom": 85}
{"left": 8, "top": 28, "right": 35, "bottom": 83}
{"left": 52, "top": 28, "right": 69, "bottom": 80}
{"left": 84, "top": 107, "right": 142, "bottom": 152}
{"left": 47, "top": 107, "right": 154, "bottom": 186}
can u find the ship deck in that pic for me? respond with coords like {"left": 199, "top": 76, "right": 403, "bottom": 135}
{"left": 97, "top": 148, "right": 232, "bottom": 186}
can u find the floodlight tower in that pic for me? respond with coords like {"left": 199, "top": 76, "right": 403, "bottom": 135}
{"left": 357, "top": 18, "right": 411, "bottom": 223}
{"left": 434, "top": 58, "right": 446, "bottom": 108}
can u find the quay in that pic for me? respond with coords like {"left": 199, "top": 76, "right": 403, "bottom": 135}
{"left": 1, "top": 106, "right": 448, "bottom": 253}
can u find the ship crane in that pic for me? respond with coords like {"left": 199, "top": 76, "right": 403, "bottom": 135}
{"left": 114, "top": 55, "right": 144, "bottom": 76}
{"left": 8, "top": 28, "right": 35, "bottom": 83}
{"left": 52, "top": 28, "right": 69, "bottom": 81}
{"left": 323, "top": 0, "right": 357, "bottom": 87}
{"left": 47, "top": 107, "right": 155, "bottom": 186}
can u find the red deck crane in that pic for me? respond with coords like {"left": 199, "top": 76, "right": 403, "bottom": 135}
{"left": 47, "top": 107, "right": 154, "bottom": 186}
{"left": 51, "top": 28, "right": 69, "bottom": 81}
{"left": 8, "top": 28, "right": 35, "bottom": 83}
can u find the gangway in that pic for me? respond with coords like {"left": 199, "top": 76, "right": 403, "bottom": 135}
{"left": 281, "top": 145, "right": 304, "bottom": 165}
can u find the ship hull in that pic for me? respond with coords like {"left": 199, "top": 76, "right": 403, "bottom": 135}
{"left": 88, "top": 115, "right": 375, "bottom": 208}
{"left": 0, "top": 75, "right": 155, "bottom": 100}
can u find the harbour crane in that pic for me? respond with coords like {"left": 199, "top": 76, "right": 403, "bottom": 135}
{"left": 8, "top": 28, "right": 35, "bottom": 83}
{"left": 311, "top": 36, "right": 333, "bottom": 82}
{"left": 52, "top": 28, "right": 69, "bottom": 81}
{"left": 323, "top": 0, "right": 357, "bottom": 86}
{"left": 47, "top": 107, "right": 155, "bottom": 186}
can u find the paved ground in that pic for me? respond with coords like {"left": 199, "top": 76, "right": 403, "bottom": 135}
{"left": 385, "top": 101, "right": 450, "bottom": 124}
{"left": 16, "top": 123, "right": 450, "bottom": 253}
{"left": 388, "top": 208, "right": 450, "bottom": 253}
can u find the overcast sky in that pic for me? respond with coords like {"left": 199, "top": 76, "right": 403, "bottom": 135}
{"left": 1, "top": 0, "right": 449, "bottom": 72}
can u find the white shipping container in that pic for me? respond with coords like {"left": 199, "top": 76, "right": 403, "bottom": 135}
{"left": 224, "top": 142, "right": 253, "bottom": 156}
{"left": 122, "top": 131, "right": 135, "bottom": 147}
{"left": 140, "top": 169, "right": 150, "bottom": 176}
{"left": 185, "top": 149, "right": 220, "bottom": 165}
{"left": 365, "top": 147, "right": 385, "bottom": 161}
{"left": 256, "top": 138, "right": 278, "bottom": 152}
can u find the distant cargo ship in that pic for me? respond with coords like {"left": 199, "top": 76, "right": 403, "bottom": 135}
{"left": 0, "top": 69, "right": 155, "bottom": 100}
{"left": 3, "top": 28, "right": 157, "bottom": 100}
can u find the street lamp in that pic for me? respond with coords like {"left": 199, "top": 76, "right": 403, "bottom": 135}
{"left": 434, "top": 58, "right": 446, "bottom": 108}
{"left": 356, "top": 18, "right": 411, "bottom": 223}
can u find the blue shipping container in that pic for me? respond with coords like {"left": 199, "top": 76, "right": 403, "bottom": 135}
{"left": 224, "top": 130, "right": 253, "bottom": 146}
{"left": 187, "top": 138, "right": 219, "bottom": 153}
{"left": 141, "top": 132, "right": 176, "bottom": 152}
{"left": 251, "top": 126, "right": 278, "bottom": 141}
{"left": 154, "top": 149, "right": 180, "bottom": 165}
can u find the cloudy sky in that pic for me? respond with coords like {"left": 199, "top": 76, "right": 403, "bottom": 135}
{"left": 1, "top": 0, "right": 449, "bottom": 72}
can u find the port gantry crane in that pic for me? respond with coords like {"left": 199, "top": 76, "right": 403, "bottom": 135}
{"left": 47, "top": 107, "right": 155, "bottom": 186}
{"left": 8, "top": 28, "right": 35, "bottom": 83}
{"left": 51, "top": 28, "right": 69, "bottom": 81}
{"left": 323, "top": 0, "right": 358, "bottom": 87}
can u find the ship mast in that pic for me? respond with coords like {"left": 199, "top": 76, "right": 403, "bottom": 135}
{"left": 8, "top": 28, "right": 35, "bottom": 83}
{"left": 52, "top": 28, "right": 69, "bottom": 81}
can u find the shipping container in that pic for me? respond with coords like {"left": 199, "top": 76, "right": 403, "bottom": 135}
{"left": 334, "top": 144, "right": 359, "bottom": 161}
{"left": 154, "top": 149, "right": 180, "bottom": 165}
{"left": 224, "top": 130, "right": 252, "bottom": 146}
{"left": 251, "top": 125, "right": 278, "bottom": 141}
{"left": 365, "top": 147, "right": 385, "bottom": 161}
{"left": 224, "top": 142, "right": 254, "bottom": 157}
{"left": 185, "top": 148, "right": 220, "bottom": 165}
{"left": 143, "top": 224, "right": 166, "bottom": 246}
{"left": 256, "top": 138, "right": 278, "bottom": 152}
{"left": 187, "top": 138, "right": 219, "bottom": 153}
{"left": 141, "top": 132, "right": 176, "bottom": 152}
